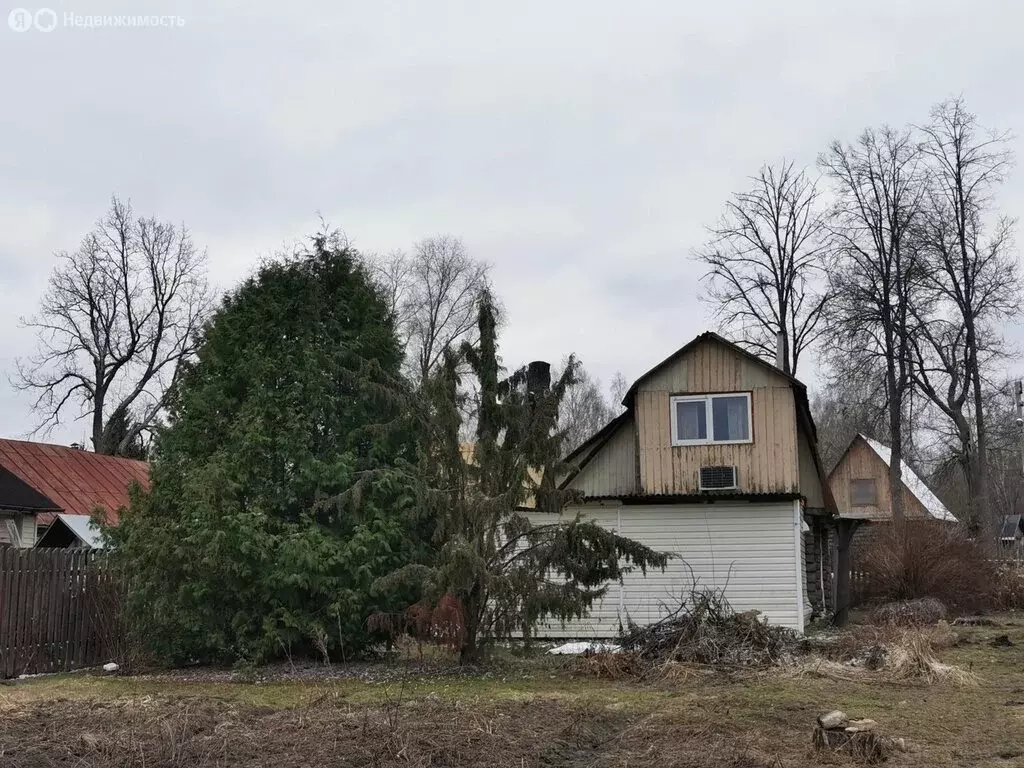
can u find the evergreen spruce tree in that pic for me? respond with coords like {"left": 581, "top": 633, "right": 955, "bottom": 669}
{"left": 105, "top": 234, "right": 425, "bottom": 665}
{"left": 381, "top": 291, "right": 667, "bottom": 663}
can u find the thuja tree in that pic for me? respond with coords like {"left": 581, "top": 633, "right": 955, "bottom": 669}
{"left": 380, "top": 291, "right": 668, "bottom": 663}
{"left": 105, "top": 234, "right": 427, "bottom": 665}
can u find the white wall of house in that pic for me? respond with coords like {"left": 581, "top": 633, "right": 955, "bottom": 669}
{"left": 535, "top": 500, "right": 804, "bottom": 637}
{"left": 0, "top": 512, "right": 37, "bottom": 548}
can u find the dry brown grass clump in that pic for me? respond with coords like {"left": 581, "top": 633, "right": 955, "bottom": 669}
{"left": 796, "top": 626, "right": 977, "bottom": 686}
{"left": 870, "top": 597, "right": 947, "bottom": 626}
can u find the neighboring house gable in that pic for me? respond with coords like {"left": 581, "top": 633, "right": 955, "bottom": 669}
{"left": 0, "top": 438, "right": 149, "bottom": 526}
{"left": 827, "top": 434, "right": 955, "bottom": 521}
{"left": 0, "top": 466, "right": 60, "bottom": 547}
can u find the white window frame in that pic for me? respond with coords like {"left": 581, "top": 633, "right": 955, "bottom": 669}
{"left": 669, "top": 393, "right": 753, "bottom": 446}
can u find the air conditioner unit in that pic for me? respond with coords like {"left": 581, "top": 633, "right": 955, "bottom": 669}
{"left": 699, "top": 465, "right": 738, "bottom": 491}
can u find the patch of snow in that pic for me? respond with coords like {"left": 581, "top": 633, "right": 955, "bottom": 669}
{"left": 102, "top": 662, "right": 119, "bottom": 672}
{"left": 547, "top": 641, "right": 621, "bottom": 655}
{"left": 861, "top": 436, "right": 957, "bottom": 521}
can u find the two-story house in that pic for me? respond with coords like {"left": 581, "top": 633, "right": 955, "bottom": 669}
{"left": 546, "top": 332, "right": 836, "bottom": 634}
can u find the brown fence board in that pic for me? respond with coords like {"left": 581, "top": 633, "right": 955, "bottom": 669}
{"left": 0, "top": 548, "right": 12, "bottom": 678}
{"left": 0, "top": 547, "right": 122, "bottom": 678}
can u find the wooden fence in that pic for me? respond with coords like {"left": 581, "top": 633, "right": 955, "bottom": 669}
{"left": 0, "top": 547, "right": 122, "bottom": 678}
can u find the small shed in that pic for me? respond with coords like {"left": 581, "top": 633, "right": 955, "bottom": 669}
{"left": 35, "top": 513, "right": 105, "bottom": 549}
{"left": 1000, "top": 514, "right": 1024, "bottom": 558}
{"left": 828, "top": 435, "right": 955, "bottom": 522}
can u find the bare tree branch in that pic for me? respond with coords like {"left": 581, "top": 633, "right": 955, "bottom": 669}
{"left": 13, "top": 196, "right": 213, "bottom": 455}
{"left": 912, "top": 97, "right": 1020, "bottom": 534}
{"left": 694, "top": 161, "right": 832, "bottom": 375}
{"left": 820, "top": 126, "right": 928, "bottom": 523}
{"left": 367, "top": 235, "right": 493, "bottom": 387}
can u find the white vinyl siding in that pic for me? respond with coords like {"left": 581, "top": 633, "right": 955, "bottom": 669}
{"left": 536, "top": 500, "right": 802, "bottom": 637}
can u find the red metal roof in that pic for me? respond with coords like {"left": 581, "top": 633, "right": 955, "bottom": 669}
{"left": 0, "top": 438, "right": 149, "bottom": 525}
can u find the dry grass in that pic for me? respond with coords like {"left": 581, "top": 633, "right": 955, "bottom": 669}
{"left": 3, "top": 614, "right": 1024, "bottom": 767}
{"left": 793, "top": 625, "right": 978, "bottom": 687}
{"left": 0, "top": 694, "right": 782, "bottom": 768}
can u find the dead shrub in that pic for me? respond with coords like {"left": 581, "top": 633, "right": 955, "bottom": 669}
{"left": 619, "top": 588, "right": 800, "bottom": 668}
{"left": 367, "top": 594, "right": 466, "bottom": 659}
{"left": 870, "top": 597, "right": 947, "bottom": 626}
{"left": 991, "top": 563, "right": 1024, "bottom": 610}
{"left": 573, "top": 650, "right": 644, "bottom": 679}
{"left": 857, "top": 521, "right": 996, "bottom": 612}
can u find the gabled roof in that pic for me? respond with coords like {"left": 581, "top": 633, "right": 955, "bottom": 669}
{"left": 1001, "top": 514, "right": 1024, "bottom": 540}
{"left": 858, "top": 435, "right": 956, "bottom": 522}
{"left": 0, "top": 465, "right": 61, "bottom": 513}
{"left": 560, "top": 332, "right": 836, "bottom": 515}
{"left": 624, "top": 330, "right": 806, "bottom": 399}
{"left": 36, "top": 513, "right": 106, "bottom": 549}
{"left": 0, "top": 438, "right": 149, "bottom": 525}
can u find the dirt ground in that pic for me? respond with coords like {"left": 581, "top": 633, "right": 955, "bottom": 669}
{"left": 1, "top": 616, "right": 1023, "bottom": 767}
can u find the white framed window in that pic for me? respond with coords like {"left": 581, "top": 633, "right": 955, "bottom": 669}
{"left": 670, "top": 393, "right": 752, "bottom": 446}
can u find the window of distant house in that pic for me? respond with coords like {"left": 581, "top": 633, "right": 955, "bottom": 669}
{"left": 670, "top": 393, "right": 752, "bottom": 446}
{"left": 850, "top": 478, "right": 877, "bottom": 506}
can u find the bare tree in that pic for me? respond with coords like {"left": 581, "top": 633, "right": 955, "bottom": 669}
{"left": 914, "top": 97, "right": 1020, "bottom": 533}
{"left": 366, "top": 248, "right": 413, "bottom": 329}
{"left": 929, "top": 379, "right": 1024, "bottom": 529}
{"left": 608, "top": 371, "right": 629, "bottom": 414}
{"left": 820, "top": 127, "right": 927, "bottom": 523}
{"left": 695, "top": 161, "right": 831, "bottom": 375}
{"left": 15, "top": 197, "right": 212, "bottom": 455}
{"left": 557, "top": 360, "right": 614, "bottom": 453}
{"left": 368, "top": 235, "right": 492, "bottom": 386}
{"left": 811, "top": 375, "right": 890, "bottom": 473}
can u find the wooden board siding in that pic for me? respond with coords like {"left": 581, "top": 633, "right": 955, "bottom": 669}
{"left": 635, "top": 387, "right": 798, "bottom": 495}
{"left": 797, "top": 431, "right": 825, "bottom": 509}
{"left": 0, "top": 514, "right": 36, "bottom": 548}
{"left": 18, "top": 514, "right": 35, "bottom": 548}
{"left": 565, "top": 418, "right": 637, "bottom": 497}
{"left": 537, "top": 500, "right": 802, "bottom": 636}
{"left": 633, "top": 339, "right": 799, "bottom": 496}
{"left": 828, "top": 437, "right": 929, "bottom": 520}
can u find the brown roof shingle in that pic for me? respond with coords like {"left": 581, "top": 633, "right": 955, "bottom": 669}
{"left": 0, "top": 438, "right": 149, "bottom": 525}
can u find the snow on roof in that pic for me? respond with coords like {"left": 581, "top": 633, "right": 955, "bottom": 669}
{"left": 1001, "top": 514, "right": 1023, "bottom": 540}
{"left": 56, "top": 513, "right": 105, "bottom": 549}
{"left": 860, "top": 436, "right": 957, "bottom": 522}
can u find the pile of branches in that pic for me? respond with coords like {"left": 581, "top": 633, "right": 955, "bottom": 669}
{"left": 618, "top": 588, "right": 800, "bottom": 667}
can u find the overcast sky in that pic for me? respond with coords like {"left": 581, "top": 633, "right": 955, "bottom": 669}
{"left": 2, "top": 0, "right": 1023, "bottom": 447}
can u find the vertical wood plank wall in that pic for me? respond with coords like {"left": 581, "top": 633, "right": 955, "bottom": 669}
{"left": 633, "top": 341, "right": 799, "bottom": 495}
{"left": 568, "top": 420, "right": 638, "bottom": 497}
{"left": 0, "top": 547, "right": 118, "bottom": 678}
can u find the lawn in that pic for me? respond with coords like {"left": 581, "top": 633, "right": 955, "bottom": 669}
{"left": 1, "top": 617, "right": 1023, "bottom": 767}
